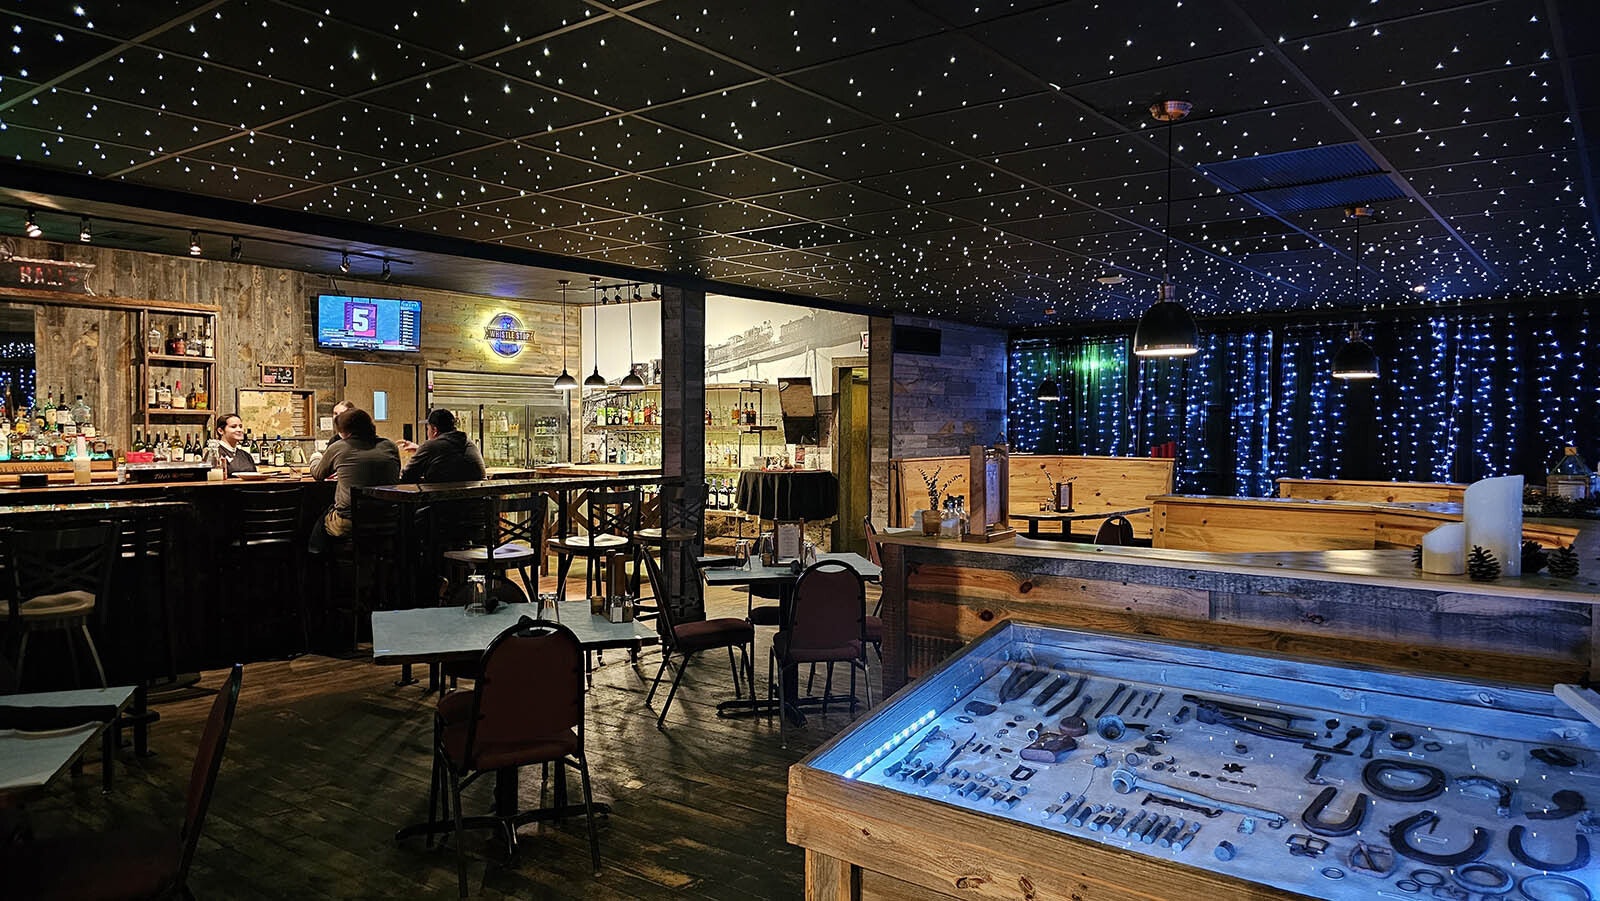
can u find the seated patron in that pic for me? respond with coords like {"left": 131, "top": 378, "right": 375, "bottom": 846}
{"left": 308, "top": 407, "right": 400, "bottom": 553}
{"left": 399, "top": 409, "right": 487, "bottom": 483}
{"left": 212, "top": 413, "right": 257, "bottom": 476}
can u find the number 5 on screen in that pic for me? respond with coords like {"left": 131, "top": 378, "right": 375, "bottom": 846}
{"left": 346, "top": 301, "right": 377, "bottom": 337}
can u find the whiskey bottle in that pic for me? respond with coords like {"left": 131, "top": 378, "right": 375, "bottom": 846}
{"left": 171, "top": 380, "right": 187, "bottom": 410}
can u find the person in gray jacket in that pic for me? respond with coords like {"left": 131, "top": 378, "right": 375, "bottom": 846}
{"left": 399, "top": 408, "right": 486, "bottom": 483}
{"left": 308, "top": 407, "right": 400, "bottom": 553}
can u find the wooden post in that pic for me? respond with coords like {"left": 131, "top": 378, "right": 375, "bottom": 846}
{"left": 804, "top": 850, "right": 861, "bottom": 901}
{"left": 660, "top": 285, "right": 705, "bottom": 621}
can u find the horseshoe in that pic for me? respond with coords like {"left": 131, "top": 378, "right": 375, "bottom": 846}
{"left": 1300, "top": 787, "right": 1368, "bottom": 837}
{"left": 1507, "top": 824, "right": 1590, "bottom": 873}
{"left": 1386, "top": 810, "right": 1491, "bottom": 867}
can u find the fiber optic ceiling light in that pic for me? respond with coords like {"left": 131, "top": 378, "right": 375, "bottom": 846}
{"left": 1332, "top": 206, "right": 1380, "bottom": 381}
{"left": 583, "top": 276, "right": 607, "bottom": 390}
{"left": 1133, "top": 100, "right": 1199, "bottom": 359}
{"left": 553, "top": 279, "right": 578, "bottom": 391}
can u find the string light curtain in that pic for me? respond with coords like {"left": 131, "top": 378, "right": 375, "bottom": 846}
{"left": 1009, "top": 302, "right": 1598, "bottom": 494}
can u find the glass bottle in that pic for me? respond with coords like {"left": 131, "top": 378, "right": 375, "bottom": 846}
{"left": 71, "top": 394, "right": 92, "bottom": 438}
{"left": 171, "top": 379, "right": 187, "bottom": 409}
{"left": 202, "top": 322, "right": 215, "bottom": 358}
{"left": 146, "top": 325, "right": 162, "bottom": 356}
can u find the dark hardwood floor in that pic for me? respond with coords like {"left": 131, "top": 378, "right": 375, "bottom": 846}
{"left": 18, "top": 582, "right": 882, "bottom": 899}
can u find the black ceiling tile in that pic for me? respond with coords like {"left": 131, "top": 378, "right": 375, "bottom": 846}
{"left": 662, "top": 201, "right": 801, "bottom": 233}
{"left": 528, "top": 115, "right": 729, "bottom": 172}
{"left": 1067, "top": 52, "right": 1309, "bottom": 124}
{"left": 646, "top": 154, "right": 820, "bottom": 197}
{"left": 699, "top": 258, "right": 774, "bottom": 281}
{"left": 1430, "top": 185, "right": 1583, "bottom": 221}
{"left": 723, "top": 248, "right": 838, "bottom": 270}
{"left": 61, "top": 48, "right": 327, "bottom": 125}
{"left": 126, "top": 156, "right": 319, "bottom": 203}
{"left": 10, "top": 3, "right": 218, "bottom": 42}
{"left": 504, "top": 227, "right": 634, "bottom": 257}
{"left": 643, "top": 81, "right": 873, "bottom": 150}
{"left": 0, "top": 14, "right": 120, "bottom": 84}
{"left": 548, "top": 174, "right": 725, "bottom": 214}
{"left": 264, "top": 105, "right": 495, "bottom": 165}
{"left": 346, "top": 165, "right": 521, "bottom": 209}
{"left": 1340, "top": 65, "right": 1568, "bottom": 138}
{"left": 901, "top": 92, "right": 1111, "bottom": 157}
{"left": 579, "top": 216, "right": 710, "bottom": 244}
{"left": 1234, "top": 0, "right": 1472, "bottom": 41}
{"left": 971, "top": 0, "right": 1257, "bottom": 89}
{"left": 484, "top": 16, "right": 752, "bottom": 112}
{"left": 1565, "top": 55, "right": 1599, "bottom": 111}
{"left": 362, "top": 64, "right": 609, "bottom": 138}
{"left": 182, "top": 132, "right": 385, "bottom": 185}
{"left": 389, "top": 207, "right": 540, "bottom": 242}
{"left": 994, "top": 134, "right": 1170, "bottom": 188}
{"left": 1373, "top": 113, "right": 1578, "bottom": 170}
{"left": 440, "top": 193, "right": 612, "bottom": 230}
{"left": 633, "top": 0, "right": 943, "bottom": 73}
{"left": 823, "top": 206, "right": 961, "bottom": 236}
{"left": 859, "top": 161, "right": 1029, "bottom": 205}
{"left": 269, "top": 184, "right": 440, "bottom": 221}
{"left": 761, "top": 126, "right": 962, "bottom": 179}
{"left": 0, "top": 126, "right": 153, "bottom": 175}
{"left": 149, "top": 0, "right": 459, "bottom": 98}
{"left": 424, "top": 143, "right": 622, "bottom": 194}
{"left": 929, "top": 188, "right": 1071, "bottom": 225}
{"left": 0, "top": 82, "right": 237, "bottom": 156}
{"left": 651, "top": 234, "right": 783, "bottom": 260}
{"left": 734, "top": 220, "right": 860, "bottom": 250}
{"left": 1412, "top": 155, "right": 1583, "bottom": 197}
{"left": 1293, "top": 3, "right": 1550, "bottom": 96}
{"left": 788, "top": 32, "right": 1041, "bottom": 121}
{"left": 318, "top": 0, "right": 595, "bottom": 59}
{"left": 1002, "top": 210, "right": 1137, "bottom": 242}
{"left": 1187, "top": 103, "right": 1357, "bottom": 163}
{"left": 746, "top": 182, "right": 903, "bottom": 220}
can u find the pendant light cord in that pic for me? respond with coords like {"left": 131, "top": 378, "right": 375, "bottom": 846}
{"left": 1164, "top": 119, "right": 1174, "bottom": 284}
{"left": 560, "top": 281, "right": 568, "bottom": 370}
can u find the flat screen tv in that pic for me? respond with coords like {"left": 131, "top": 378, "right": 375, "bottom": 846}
{"left": 314, "top": 294, "right": 422, "bottom": 353}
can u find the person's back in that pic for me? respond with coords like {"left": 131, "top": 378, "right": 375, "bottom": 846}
{"left": 324, "top": 434, "right": 402, "bottom": 513}
{"left": 400, "top": 410, "right": 486, "bottom": 484}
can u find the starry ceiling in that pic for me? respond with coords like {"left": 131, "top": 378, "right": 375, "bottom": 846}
{"left": 0, "top": 0, "right": 1596, "bottom": 327}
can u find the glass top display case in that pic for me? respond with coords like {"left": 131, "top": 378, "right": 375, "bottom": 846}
{"left": 791, "top": 621, "right": 1599, "bottom": 901}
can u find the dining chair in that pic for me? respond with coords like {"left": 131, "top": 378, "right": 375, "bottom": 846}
{"left": 0, "top": 662, "right": 243, "bottom": 899}
{"left": 642, "top": 549, "right": 753, "bottom": 729}
{"left": 429, "top": 617, "right": 599, "bottom": 897}
{"left": 228, "top": 485, "right": 307, "bottom": 658}
{"left": 2, "top": 520, "right": 118, "bottom": 688}
{"left": 635, "top": 482, "right": 707, "bottom": 623}
{"left": 770, "top": 560, "right": 870, "bottom": 749}
{"left": 442, "top": 493, "right": 547, "bottom": 613}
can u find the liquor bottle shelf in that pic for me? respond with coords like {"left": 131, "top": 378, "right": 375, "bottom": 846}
{"left": 145, "top": 353, "right": 216, "bottom": 364}
{"left": 144, "top": 408, "right": 217, "bottom": 417}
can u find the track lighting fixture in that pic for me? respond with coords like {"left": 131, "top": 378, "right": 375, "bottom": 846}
{"left": 339, "top": 252, "right": 350, "bottom": 274}
{"left": 229, "top": 236, "right": 243, "bottom": 261}
{"left": 583, "top": 276, "right": 607, "bottom": 390}
{"left": 188, "top": 231, "right": 203, "bottom": 256}
{"left": 24, "top": 210, "right": 42, "bottom": 239}
{"left": 78, "top": 217, "right": 91, "bottom": 243}
{"left": 1133, "top": 100, "right": 1200, "bottom": 359}
{"left": 381, "top": 259, "right": 392, "bottom": 281}
{"left": 554, "top": 279, "right": 578, "bottom": 391}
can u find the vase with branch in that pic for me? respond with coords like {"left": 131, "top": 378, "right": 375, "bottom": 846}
{"left": 1040, "top": 464, "right": 1077, "bottom": 512}
{"left": 917, "top": 466, "right": 961, "bottom": 535}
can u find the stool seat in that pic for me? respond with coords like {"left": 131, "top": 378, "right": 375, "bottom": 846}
{"left": 637, "top": 526, "right": 696, "bottom": 544}
{"left": 443, "top": 543, "right": 540, "bottom": 565}
{"left": 0, "top": 590, "right": 96, "bottom": 619}
{"left": 548, "top": 534, "right": 630, "bottom": 552}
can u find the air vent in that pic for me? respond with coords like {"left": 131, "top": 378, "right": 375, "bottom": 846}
{"left": 893, "top": 325, "right": 942, "bottom": 356}
{"left": 1199, "top": 143, "right": 1404, "bottom": 214}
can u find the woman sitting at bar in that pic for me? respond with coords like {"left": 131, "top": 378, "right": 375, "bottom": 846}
{"left": 213, "top": 412, "right": 258, "bottom": 476}
{"left": 308, "top": 407, "right": 400, "bottom": 553}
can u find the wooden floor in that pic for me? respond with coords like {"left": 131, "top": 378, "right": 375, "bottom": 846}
{"left": 19, "top": 582, "right": 883, "bottom": 899}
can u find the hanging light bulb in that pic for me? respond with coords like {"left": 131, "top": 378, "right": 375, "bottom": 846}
{"left": 1332, "top": 207, "right": 1381, "bottom": 380}
{"left": 1133, "top": 100, "right": 1199, "bottom": 359}
{"left": 553, "top": 279, "right": 578, "bottom": 391}
{"left": 619, "top": 286, "right": 645, "bottom": 391}
{"left": 583, "top": 276, "right": 607, "bottom": 389}
{"left": 23, "top": 210, "right": 42, "bottom": 239}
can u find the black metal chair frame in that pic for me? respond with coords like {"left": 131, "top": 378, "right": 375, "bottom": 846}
{"left": 641, "top": 550, "right": 751, "bottom": 729}
{"left": 230, "top": 485, "right": 309, "bottom": 658}
{"left": 548, "top": 488, "right": 641, "bottom": 607}
{"left": 3, "top": 520, "right": 119, "bottom": 688}
{"left": 769, "top": 559, "right": 872, "bottom": 749}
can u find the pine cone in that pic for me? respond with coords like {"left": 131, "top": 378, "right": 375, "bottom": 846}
{"left": 1467, "top": 545, "right": 1500, "bottom": 582}
{"left": 1548, "top": 545, "right": 1580, "bottom": 579}
{"left": 1521, "top": 540, "right": 1548, "bottom": 575}
{"left": 1411, "top": 544, "right": 1423, "bottom": 569}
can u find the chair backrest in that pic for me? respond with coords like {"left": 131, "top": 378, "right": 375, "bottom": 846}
{"left": 178, "top": 662, "right": 243, "bottom": 887}
{"left": 496, "top": 492, "right": 547, "bottom": 548}
{"left": 787, "top": 560, "right": 865, "bottom": 653}
{"left": 5, "top": 521, "right": 118, "bottom": 615}
{"left": 861, "top": 516, "right": 884, "bottom": 567}
{"left": 640, "top": 550, "right": 676, "bottom": 641}
{"left": 1094, "top": 515, "right": 1135, "bottom": 546}
{"left": 460, "top": 617, "right": 585, "bottom": 768}
{"left": 586, "top": 488, "right": 640, "bottom": 540}
{"left": 235, "top": 485, "right": 302, "bottom": 548}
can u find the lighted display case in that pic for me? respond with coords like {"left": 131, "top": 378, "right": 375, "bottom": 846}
{"left": 788, "top": 621, "right": 1599, "bottom": 901}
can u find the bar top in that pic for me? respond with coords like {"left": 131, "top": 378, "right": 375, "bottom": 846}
{"left": 878, "top": 526, "right": 1600, "bottom": 604}
{"left": 358, "top": 472, "right": 672, "bottom": 503}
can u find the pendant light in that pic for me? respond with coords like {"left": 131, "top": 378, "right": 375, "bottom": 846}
{"left": 582, "top": 276, "right": 607, "bottom": 390}
{"left": 1133, "top": 100, "right": 1199, "bottom": 358}
{"left": 1332, "top": 205, "right": 1381, "bottom": 380}
{"left": 1036, "top": 347, "right": 1062, "bottom": 401}
{"left": 553, "top": 279, "right": 578, "bottom": 391}
{"left": 618, "top": 283, "right": 646, "bottom": 391}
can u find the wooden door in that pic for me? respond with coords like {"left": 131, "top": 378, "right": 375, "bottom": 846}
{"left": 833, "top": 366, "right": 870, "bottom": 555}
{"left": 341, "top": 362, "right": 419, "bottom": 444}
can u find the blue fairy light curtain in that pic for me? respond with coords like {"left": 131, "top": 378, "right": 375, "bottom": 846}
{"left": 1010, "top": 302, "right": 1598, "bottom": 495}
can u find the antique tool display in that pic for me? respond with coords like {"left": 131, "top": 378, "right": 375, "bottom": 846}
{"left": 833, "top": 627, "right": 1600, "bottom": 900}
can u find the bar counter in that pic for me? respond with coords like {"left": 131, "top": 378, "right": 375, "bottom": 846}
{"left": 876, "top": 523, "right": 1600, "bottom": 694}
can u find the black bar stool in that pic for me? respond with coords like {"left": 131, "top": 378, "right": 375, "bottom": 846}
{"left": 547, "top": 488, "right": 640, "bottom": 607}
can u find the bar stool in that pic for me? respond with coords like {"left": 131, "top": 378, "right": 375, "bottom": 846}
{"left": 441, "top": 493, "right": 547, "bottom": 612}
{"left": 2, "top": 521, "right": 118, "bottom": 689}
{"left": 634, "top": 483, "right": 706, "bottom": 622}
{"left": 228, "top": 485, "right": 307, "bottom": 659}
{"left": 547, "top": 488, "right": 640, "bottom": 607}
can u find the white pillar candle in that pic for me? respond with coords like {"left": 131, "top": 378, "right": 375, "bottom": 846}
{"left": 1421, "top": 522, "right": 1467, "bottom": 575}
{"left": 1464, "top": 474, "right": 1524, "bottom": 578}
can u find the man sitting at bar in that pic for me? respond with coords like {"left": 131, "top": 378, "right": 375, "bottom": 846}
{"left": 308, "top": 407, "right": 400, "bottom": 553}
{"left": 398, "top": 408, "right": 486, "bottom": 484}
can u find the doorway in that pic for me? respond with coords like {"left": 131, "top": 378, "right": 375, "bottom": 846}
{"left": 341, "top": 362, "right": 420, "bottom": 444}
{"left": 833, "top": 364, "right": 870, "bottom": 555}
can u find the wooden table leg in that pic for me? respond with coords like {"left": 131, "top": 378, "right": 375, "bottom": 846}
{"left": 804, "top": 849, "right": 861, "bottom": 901}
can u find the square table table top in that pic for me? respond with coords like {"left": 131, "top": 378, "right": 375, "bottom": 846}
{"left": 698, "top": 551, "right": 881, "bottom": 586}
{"left": 0, "top": 685, "right": 135, "bottom": 796}
{"left": 371, "top": 602, "right": 657, "bottom": 665}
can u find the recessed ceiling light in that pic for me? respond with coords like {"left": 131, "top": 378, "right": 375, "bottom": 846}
{"left": 1096, "top": 275, "right": 1126, "bottom": 285}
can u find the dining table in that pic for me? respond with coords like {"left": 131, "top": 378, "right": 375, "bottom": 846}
{"left": 1009, "top": 506, "right": 1151, "bottom": 541}
{"left": 0, "top": 685, "right": 138, "bottom": 801}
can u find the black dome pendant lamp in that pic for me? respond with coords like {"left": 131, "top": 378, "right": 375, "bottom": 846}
{"left": 582, "top": 276, "right": 607, "bottom": 390}
{"left": 553, "top": 279, "right": 578, "bottom": 391}
{"left": 1332, "top": 206, "right": 1381, "bottom": 381}
{"left": 1133, "top": 100, "right": 1200, "bottom": 359}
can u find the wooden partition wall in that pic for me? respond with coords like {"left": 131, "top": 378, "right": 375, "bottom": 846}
{"left": 888, "top": 454, "right": 1174, "bottom": 538}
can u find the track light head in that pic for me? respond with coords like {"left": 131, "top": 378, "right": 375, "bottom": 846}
{"left": 381, "top": 259, "right": 392, "bottom": 281}
{"left": 24, "top": 210, "right": 42, "bottom": 239}
{"left": 188, "top": 231, "right": 203, "bottom": 256}
{"left": 229, "top": 236, "right": 243, "bottom": 261}
{"left": 78, "top": 217, "right": 91, "bottom": 243}
{"left": 339, "top": 252, "right": 350, "bottom": 274}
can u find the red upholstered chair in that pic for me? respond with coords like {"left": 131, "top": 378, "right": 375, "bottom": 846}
{"left": 429, "top": 617, "right": 599, "bottom": 897}
{"left": 642, "top": 549, "right": 753, "bottom": 729}
{"left": 860, "top": 517, "right": 886, "bottom": 655}
{"left": 1, "top": 663, "right": 243, "bottom": 900}
{"left": 771, "top": 560, "right": 871, "bottom": 749}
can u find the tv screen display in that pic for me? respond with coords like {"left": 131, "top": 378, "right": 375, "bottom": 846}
{"left": 315, "top": 294, "right": 422, "bottom": 352}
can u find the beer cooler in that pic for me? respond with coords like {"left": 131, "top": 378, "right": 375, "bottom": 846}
{"left": 425, "top": 370, "right": 571, "bottom": 469}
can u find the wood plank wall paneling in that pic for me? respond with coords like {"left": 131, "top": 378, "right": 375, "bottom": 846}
{"left": 889, "top": 454, "right": 1175, "bottom": 536}
{"left": 869, "top": 316, "right": 893, "bottom": 527}
{"left": 1278, "top": 478, "right": 1468, "bottom": 503}
{"left": 888, "top": 316, "right": 1006, "bottom": 460}
{"left": 6, "top": 238, "right": 582, "bottom": 446}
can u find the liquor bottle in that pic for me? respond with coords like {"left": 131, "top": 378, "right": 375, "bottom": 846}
{"left": 173, "top": 331, "right": 187, "bottom": 357}
{"left": 0, "top": 426, "right": 10, "bottom": 461}
{"left": 157, "top": 379, "right": 171, "bottom": 409}
{"left": 132, "top": 429, "right": 145, "bottom": 453}
{"left": 188, "top": 433, "right": 201, "bottom": 462}
{"left": 186, "top": 327, "right": 201, "bottom": 356}
{"left": 186, "top": 382, "right": 197, "bottom": 410}
{"left": 169, "top": 432, "right": 183, "bottom": 462}
{"left": 147, "top": 324, "right": 162, "bottom": 356}
{"left": 38, "top": 389, "right": 54, "bottom": 428}
{"left": 272, "top": 436, "right": 286, "bottom": 467}
{"left": 171, "top": 380, "right": 187, "bottom": 410}
{"left": 19, "top": 429, "right": 35, "bottom": 458}
{"left": 58, "top": 396, "right": 77, "bottom": 438}
{"left": 242, "top": 430, "right": 253, "bottom": 453}
{"left": 147, "top": 377, "right": 159, "bottom": 408}
{"left": 71, "top": 395, "right": 92, "bottom": 439}
{"left": 202, "top": 323, "right": 214, "bottom": 358}
{"left": 193, "top": 380, "right": 208, "bottom": 410}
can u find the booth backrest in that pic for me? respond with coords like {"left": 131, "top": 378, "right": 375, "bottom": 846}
{"left": 1277, "top": 478, "right": 1467, "bottom": 504}
{"left": 889, "top": 454, "right": 1175, "bottom": 539}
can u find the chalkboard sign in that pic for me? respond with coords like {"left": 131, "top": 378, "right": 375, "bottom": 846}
{"left": 259, "top": 363, "right": 299, "bottom": 386}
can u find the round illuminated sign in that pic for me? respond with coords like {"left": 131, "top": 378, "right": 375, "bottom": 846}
{"left": 484, "top": 312, "right": 533, "bottom": 358}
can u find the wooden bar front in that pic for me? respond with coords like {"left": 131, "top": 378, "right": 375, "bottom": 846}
{"left": 876, "top": 530, "right": 1600, "bottom": 694}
